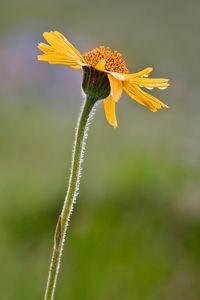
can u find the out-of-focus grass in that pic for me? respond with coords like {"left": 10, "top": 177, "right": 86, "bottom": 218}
{"left": 1, "top": 99, "right": 200, "bottom": 300}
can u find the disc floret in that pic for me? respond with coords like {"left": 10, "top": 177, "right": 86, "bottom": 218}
{"left": 83, "top": 46, "right": 129, "bottom": 74}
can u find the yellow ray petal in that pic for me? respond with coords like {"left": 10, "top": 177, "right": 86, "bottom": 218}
{"left": 95, "top": 59, "right": 106, "bottom": 71}
{"left": 53, "top": 31, "right": 84, "bottom": 59}
{"left": 43, "top": 31, "right": 82, "bottom": 59}
{"left": 130, "top": 78, "right": 170, "bottom": 89}
{"left": 38, "top": 42, "right": 54, "bottom": 53}
{"left": 128, "top": 67, "right": 153, "bottom": 79}
{"left": 38, "top": 53, "right": 82, "bottom": 69}
{"left": 124, "top": 81, "right": 168, "bottom": 111}
{"left": 38, "top": 31, "right": 85, "bottom": 68}
{"left": 110, "top": 68, "right": 153, "bottom": 81}
{"left": 135, "top": 85, "right": 168, "bottom": 108}
{"left": 108, "top": 73, "right": 123, "bottom": 102}
{"left": 104, "top": 96, "right": 118, "bottom": 128}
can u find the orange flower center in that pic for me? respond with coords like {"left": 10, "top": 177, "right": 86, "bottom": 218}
{"left": 83, "top": 46, "right": 129, "bottom": 74}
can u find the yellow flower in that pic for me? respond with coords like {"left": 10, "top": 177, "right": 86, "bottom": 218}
{"left": 38, "top": 31, "right": 170, "bottom": 128}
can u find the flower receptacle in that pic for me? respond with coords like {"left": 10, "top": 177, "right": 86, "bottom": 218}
{"left": 82, "top": 66, "right": 110, "bottom": 101}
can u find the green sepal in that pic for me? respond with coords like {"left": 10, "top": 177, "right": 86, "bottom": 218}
{"left": 82, "top": 66, "right": 110, "bottom": 101}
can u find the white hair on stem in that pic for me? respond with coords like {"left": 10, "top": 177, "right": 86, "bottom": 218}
{"left": 44, "top": 96, "right": 97, "bottom": 300}
{"left": 62, "top": 98, "right": 96, "bottom": 240}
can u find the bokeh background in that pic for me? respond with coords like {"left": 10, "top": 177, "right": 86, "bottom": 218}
{"left": 1, "top": 0, "right": 200, "bottom": 299}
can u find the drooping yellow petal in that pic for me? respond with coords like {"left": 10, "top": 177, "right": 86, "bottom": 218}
{"left": 124, "top": 81, "right": 168, "bottom": 111}
{"left": 110, "top": 67, "right": 153, "bottom": 81}
{"left": 108, "top": 73, "right": 123, "bottom": 102}
{"left": 38, "top": 31, "right": 85, "bottom": 69}
{"left": 95, "top": 59, "right": 106, "bottom": 71}
{"left": 104, "top": 96, "right": 118, "bottom": 128}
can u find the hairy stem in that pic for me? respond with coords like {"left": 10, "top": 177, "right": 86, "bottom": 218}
{"left": 44, "top": 96, "right": 97, "bottom": 300}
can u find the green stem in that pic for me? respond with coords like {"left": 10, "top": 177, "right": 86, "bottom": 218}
{"left": 44, "top": 96, "right": 97, "bottom": 300}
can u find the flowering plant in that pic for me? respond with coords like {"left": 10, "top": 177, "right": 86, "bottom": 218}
{"left": 38, "top": 30, "right": 169, "bottom": 300}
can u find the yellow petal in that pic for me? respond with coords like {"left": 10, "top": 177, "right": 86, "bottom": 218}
{"left": 124, "top": 81, "right": 168, "bottom": 111}
{"left": 127, "top": 67, "right": 153, "bottom": 79}
{"left": 38, "top": 42, "right": 54, "bottom": 53}
{"left": 38, "top": 31, "right": 85, "bottom": 68}
{"left": 38, "top": 53, "right": 82, "bottom": 69}
{"left": 104, "top": 96, "right": 118, "bottom": 128}
{"left": 43, "top": 31, "right": 81, "bottom": 59}
{"left": 53, "top": 31, "right": 84, "bottom": 59}
{"left": 110, "top": 68, "right": 153, "bottom": 81}
{"left": 130, "top": 77, "right": 170, "bottom": 88}
{"left": 95, "top": 59, "right": 106, "bottom": 71}
{"left": 108, "top": 73, "right": 123, "bottom": 102}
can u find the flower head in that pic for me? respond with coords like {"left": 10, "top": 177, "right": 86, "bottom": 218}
{"left": 38, "top": 31, "right": 170, "bottom": 128}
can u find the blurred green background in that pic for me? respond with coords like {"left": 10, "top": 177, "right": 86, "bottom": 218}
{"left": 1, "top": 0, "right": 200, "bottom": 299}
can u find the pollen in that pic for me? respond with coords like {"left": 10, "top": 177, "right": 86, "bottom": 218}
{"left": 83, "top": 46, "right": 129, "bottom": 74}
